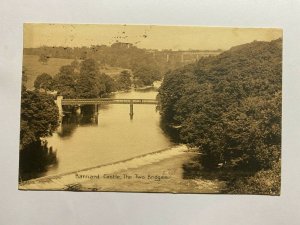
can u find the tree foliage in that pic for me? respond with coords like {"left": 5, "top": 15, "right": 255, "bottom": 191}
{"left": 48, "top": 58, "right": 134, "bottom": 98}
{"left": 133, "top": 66, "right": 162, "bottom": 87}
{"left": 39, "top": 53, "right": 49, "bottom": 64}
{"left": 116, "top": 70, "right": 132, "bottom": 91}
{"left": 20, "top": 90, "right": 59, "bottom": 149}
{"left": 76, "top": 59, "right": 101, "bottom": 98}
{"left": 53, "top": 65, "right": 77, "bottom": 98}
{"left": 34, "top": 73, "right": 54, "bottom": 91}
{"left": 159, "top": 39, "right": 282, "bottom": 174}
{"left": 25, "top": 43, "right": 200, "bottom": 76}
{"left": 22, "top": 66, "right": 28, "bottom": 91}
{"left": 98, "top": 73, "right": 117, "bottom": 94}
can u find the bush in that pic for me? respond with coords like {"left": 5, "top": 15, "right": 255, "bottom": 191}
{"left": 228, "top": 161, "right": 281, "bottom": 195}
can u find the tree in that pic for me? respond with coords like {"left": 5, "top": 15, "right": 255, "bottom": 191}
{"left": 22, "top": 66, "right": 28, "bottom": 91}
{"left": 53, "top": 61, "right": 118, "bottom": 99}
{"left": 19, "top": 90, "right": 59, "bottom": 179}
{"left": 98, "top": 73, "right": 116, "bottom": 95}
{"left": 34, "top": 73, "right": 54, "bottom": 91}
{"left": 80, "top": 58, "right": 100, "bottom": 77}
{"left": 221, "top": 94, "right": 281, "bottom": 170}
{"left": 116, "top": 70, "right": 132, "bottom": 91}
{"left": 20, "top": 90, "right": 59, "bottom": 149}
{"left": 158, "top": 39, "right": 282, "bottom": 195}
{"left": 70, "top": 59, "right": 80, "bottom": 71}
{"left": 133, "top": 66, "right": 162, "bottom": 87}
{"left": 39, "top": 53, "right": 49, "bottom": 64}
{"left": 53, "top": 65, "right": 77, "bottom": 98}
{"left": 59, "top": 65, "right": 76, "bottom": 76}
{"left": 76, "top": 58, "right": 101, "bottom": 98}
{"left": 159, "top": 39, "right": 282, "bottom": 171}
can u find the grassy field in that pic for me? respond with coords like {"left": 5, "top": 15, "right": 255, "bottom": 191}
{"left": 23, "top": 55, "right": 74, "bottom": 89}
{"left": 23, "top": 55, "right": 129, "bottom": 89}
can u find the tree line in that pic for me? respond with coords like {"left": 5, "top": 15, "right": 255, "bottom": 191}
{"left": 19, "top": 69, "right": 59, "bottom": 179}
{"left": 24, "top": 42, "right": 187, "bottom": 75}
{"left": 158, "top": 39, "right": 282, "bottom": 195}
{"left": 33, "top": 58, "right": 163, "bottom": 98}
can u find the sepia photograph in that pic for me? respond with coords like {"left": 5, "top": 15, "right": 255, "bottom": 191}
{"left": 19, "top": 24, "right": 282, "bottom": 195}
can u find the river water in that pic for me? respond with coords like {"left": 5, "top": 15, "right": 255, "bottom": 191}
{"left": 43, "top": 87, "right": 174, "bottom": 177}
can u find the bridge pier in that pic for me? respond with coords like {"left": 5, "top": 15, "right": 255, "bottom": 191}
{"left": 129, "top": 100, "right": 133, "bottom": 119}
{"left": 94, "top": 104, "right": 99, "bottom": 124}
{"left": 55, "top": 96, "right": 64, "bottom": 122}
{"left": 94, "top": 104, "right": 98, "bottom": 115}
{"left": 75, "top": 106, "right": 81, "bottom": 115}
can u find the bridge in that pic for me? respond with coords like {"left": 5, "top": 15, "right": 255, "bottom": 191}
{"left": 61, "top": 98, "right": 158, "bottom": 105}
{"left": 55, "top": 96, "right": 158, "bottom": 119}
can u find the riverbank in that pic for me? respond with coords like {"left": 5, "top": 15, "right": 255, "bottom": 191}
{"left": 19, "top": 145, "right": 226, "bottom": 193}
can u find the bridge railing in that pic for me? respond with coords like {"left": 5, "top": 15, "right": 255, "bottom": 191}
{"left": 61, "top": 98, "right": 158, "bottom": 105}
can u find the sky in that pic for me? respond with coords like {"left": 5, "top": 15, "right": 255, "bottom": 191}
{"left": 24, "top": 24, "right": 282, "bottom": 51}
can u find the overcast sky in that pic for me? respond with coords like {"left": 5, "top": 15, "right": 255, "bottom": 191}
{"left": 24, "top": 24, "right": 282, "bottom": 51}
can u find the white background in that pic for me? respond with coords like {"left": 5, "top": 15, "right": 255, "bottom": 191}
{"left": 0, "top": 0, "right": 300, "bottom": 224}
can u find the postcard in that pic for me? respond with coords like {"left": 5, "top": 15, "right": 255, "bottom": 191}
{"left": 19, "top": 24, "right": 282, "bottom": 195}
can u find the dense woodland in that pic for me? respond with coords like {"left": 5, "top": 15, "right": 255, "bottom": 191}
{"left": 158, "top": 39, "right": 282, "bottom": 194}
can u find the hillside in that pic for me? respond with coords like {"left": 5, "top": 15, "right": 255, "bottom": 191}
{"left": 158, "top": 38, "right": 282, "bottom": 195}
{"left": 23, "top": 55, "right": 74, "bottom": 88}
{"left": 22, "top": 55, "right": 128, "bottom": 89}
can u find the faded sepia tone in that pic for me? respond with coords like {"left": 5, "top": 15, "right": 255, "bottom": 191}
{"left": 19, "top": 24, "right": 282, "bottom": 194}
{"left": 24, "top": 24, "right": 282, "bottom": 50}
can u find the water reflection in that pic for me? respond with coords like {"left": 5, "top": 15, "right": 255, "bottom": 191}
{"left": 58, "top": 105, "right": 99, "bottom": 139}
{"left": 159, "top": 118, "right": 180, "bottom": 143}
{"left": 77, "top": 105, "right": 98, "bottom": 125}
{"left": 57, "top": 116, "right": 78, "bottom": 138}
{"left": 19, "top": 140, "right": 58, "bottom": 181}
{"left": 39, "top": 88, "right": 174, "bottom": 178}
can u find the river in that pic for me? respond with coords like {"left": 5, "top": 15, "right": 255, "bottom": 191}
{"left": 42, "top": 87, "right": 174, "bottom": 177}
